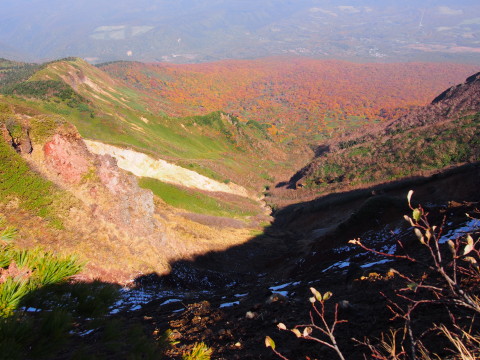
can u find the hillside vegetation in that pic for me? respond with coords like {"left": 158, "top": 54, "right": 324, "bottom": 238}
{"left": 270, "top": 72, "right": 480, "bottom": 206}
{"left": 2, "top": 58, "right": 295, "bottom": 192}
{"left": 301, "top": 112, "right": 480, "bottom": 190}
{"left": 101, "top": 58, "right": 478, "bottom": 143}
{"left": 0, "top": 57, "right": 480, "bottom": 359}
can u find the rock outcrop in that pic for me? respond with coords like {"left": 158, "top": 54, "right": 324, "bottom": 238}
{"left": 39, "top": 125, "right": 158, "bottom": 238}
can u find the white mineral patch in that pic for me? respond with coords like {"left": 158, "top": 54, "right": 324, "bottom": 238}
{"left": 85, "top": 140, "right": 251, "bottom": 197}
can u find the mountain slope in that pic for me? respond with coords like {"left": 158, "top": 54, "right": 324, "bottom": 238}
{"left": 0, "top": 59, "right": 279, "bottom": 281}
{"left": 283, "top": 72, "right": 480, "bottom": 197}
{"left": 1, "top": 58, "right": 297, "bottom": 192}
{"left": 0, "top": 96, "right": 270, "bottom": 281}
{"left": 101, "top": 58, "right": 478, "bottom": 143}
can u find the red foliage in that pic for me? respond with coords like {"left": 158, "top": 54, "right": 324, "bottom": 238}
{"left": 102, "top": 57, "right": 478, "bottom": 139}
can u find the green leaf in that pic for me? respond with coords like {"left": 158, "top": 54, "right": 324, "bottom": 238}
{"left": 310, "top": 287, "right": 322, "bottom": 302}
{"left": 407, "top": 282, "right": 418, "bottom": 291}
{"left": 323, "top": 291, "right": 333, "bottom": 301}
{"left": 265, "top": 336, "right": 276, "bottom": 350}
{"left": 412, "top": 208, "right": 421, "bottom": 222}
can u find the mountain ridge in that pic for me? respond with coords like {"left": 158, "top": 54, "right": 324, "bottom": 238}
{"left": 277, "top": 71, "right": 480, "bottom": 204}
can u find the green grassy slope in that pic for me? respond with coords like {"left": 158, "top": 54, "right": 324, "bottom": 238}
{"left": 0, "top": 58, "right": 297, "bottom": 193}
{"left": 0, "top": 125, "right": 70, "bottom": 228}
{"left": 139, "top": 177, "right": 259, "bottom": 218}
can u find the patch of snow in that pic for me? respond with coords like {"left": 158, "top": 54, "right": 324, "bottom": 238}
{"left": 269, "top": 282, "right": 292, "bottom": 291}
{"left": 273, "top": 290, "right": 289, "bottom": 297}
{"left": 381, "top": 244, "right": 397, "bottom": 255}
{"left": 110, "top": 286, "right": 179, "bottom": 314}
{"left": 220, "top": 301, "right": 240, "bottom": 308}
{"left": 322, "top": 260, "right": 351, "bottom": 273}
{"left": 439, "top": 219, "right": 479, "bottom": 244}
{"left": 70, "top": 328, "right": 97, "bottom": 337}
{"left": 160, "top": 298, "right": 182, "bottom": 306}
{"left": 234, "top": 293, "right": 249, "bottom": 298}
{"left": 21, "top": 307, "right": 41, "bottom": 313}
{"left": 360, "top": 259, "right": 392, "bottom": 268}
{"left": 332, "top": 245, "right": 351, "bottom": 254}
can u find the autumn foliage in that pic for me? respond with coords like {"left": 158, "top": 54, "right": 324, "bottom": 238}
{"left": 101, "top": 57, "right": 477, "bottom": 140}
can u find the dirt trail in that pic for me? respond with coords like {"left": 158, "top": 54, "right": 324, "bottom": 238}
{"left": 84, "top": 140, "right": 252, "bottom": 198}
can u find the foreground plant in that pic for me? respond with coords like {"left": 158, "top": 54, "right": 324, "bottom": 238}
{"left": 0, "top": 247, "right": 83, "bottom": 316}
{"left": 350, "top": 190, "right": 480, "bottom": 359}
{"left": 266, "top": 191, "right": 480, "bottom": 359}
{"left": 182, "top": 342, "right": 213, "bottom": 360}
{"left": 266, "top": 289, "right": 346, "bottom": 360}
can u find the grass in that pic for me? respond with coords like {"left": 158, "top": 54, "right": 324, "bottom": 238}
{"left": 0, "top": 136, "right": 65, "bottom": 226}
{"left": 0, "top": 244, "right": 84, "bottom": 316}
{"left": 182, "top": 342, "right": 212, "bottom": 360}
{"left": 1, "top": 58, "right": 291, "bottom": 192}
{"left": 139, "top": 177, "right": 255, "bottom": 218}
{"left": 0, "top": 218, "right": 132, "bottom": 359}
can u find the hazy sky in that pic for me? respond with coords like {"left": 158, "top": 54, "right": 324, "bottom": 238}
{"left": 0, "top": 0, "right": 479, "bottom": 63}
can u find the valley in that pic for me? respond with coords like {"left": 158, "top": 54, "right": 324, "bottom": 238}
{"left": 0, "top": 56, "right": 479, "bottom": 359}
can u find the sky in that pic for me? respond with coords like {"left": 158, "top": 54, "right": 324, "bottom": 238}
{"left": 0, "top": 1, "right": 479, "bottom": 63}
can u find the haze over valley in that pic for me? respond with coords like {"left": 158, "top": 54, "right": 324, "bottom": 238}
{"left": 1, "top": 0, "right": 480, "bottom": 63}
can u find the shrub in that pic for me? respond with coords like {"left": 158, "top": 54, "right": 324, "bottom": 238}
{"left": 267, "top": 191, "right": 480, "bottom": 359}
{"left": 0, "top": 219, "right": 84, "bottom": 316}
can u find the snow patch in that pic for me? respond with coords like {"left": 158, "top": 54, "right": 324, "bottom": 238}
{"left": 322, "top": 260, "right": 351, "bottom": 273}
{"left": 220, "top": 301, "right": 240, "bottom": 308}
{"left": 234, "top": 293, "right": 249, "bottom": 298}
{"left": 160, "top": 298, "right": 182, "bottom": 306}
{"left": 439, "top": 219, "right": 479, "bottom": 244}
{"left": 360, "top": 259, "right": 392, "bottom": 268}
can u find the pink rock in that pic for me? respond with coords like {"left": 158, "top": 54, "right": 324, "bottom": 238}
{"left": 43, "top": 134, "right": 90, "bottom": 184}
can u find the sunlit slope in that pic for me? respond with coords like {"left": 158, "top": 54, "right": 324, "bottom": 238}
{"left": 0, "top": 97, "right": 267, "bottom": 280}
{"left": 292, "top": 72, "right": 480, "bottom": 193}
{"left": 5, "top": 58, "right": 296, "bottom": 191}
{"left": 101, "top": 57, "right": 479, "bottom": 142}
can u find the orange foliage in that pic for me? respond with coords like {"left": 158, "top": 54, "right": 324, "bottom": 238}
{"left": 102, "top": 57, "right": 478, "bottom": 138}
